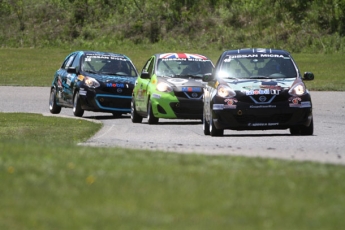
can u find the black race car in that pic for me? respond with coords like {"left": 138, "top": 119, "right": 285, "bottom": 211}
{"left": 202, "top": 48, "right": 314, "bottom": 136}
{"left": 49, "top": 51, "right": 138, "bottom": 117}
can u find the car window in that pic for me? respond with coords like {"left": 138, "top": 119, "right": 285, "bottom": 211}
{"left": 61, "top": 54, "right": 76, "bottom": 69}
{"left": 71, "top": 53, "right": 82, "bottom": 69}
{"left": 147, "top": 57, "right": 155, "bottom": 76}
{"left": 219, "top": 55, "right": 297, "bottom": 79}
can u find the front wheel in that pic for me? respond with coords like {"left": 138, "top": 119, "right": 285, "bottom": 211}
{"left": 147, "top": 100, "right": 159, "bottom": 124}
{"left": 203, "top": 111, "right": 210, "bottom": 135}
{"left": 73, "top": 91, "right": 84, "bottom": 117}
{"left": 49, "top": 88, "right": 61, "bottom": 114}
{"left": 131, "top": 98, "right": 143, "bottom": 123}
{"left": 209, "top": 112, "right": 224, "bottom": 136}
{"left": 290, "top": 118, "right": 314, "bottom": 136}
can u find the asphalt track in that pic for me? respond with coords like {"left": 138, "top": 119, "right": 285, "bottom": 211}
{"left": 1, "top": 86, "right": 345, "bottom": 165}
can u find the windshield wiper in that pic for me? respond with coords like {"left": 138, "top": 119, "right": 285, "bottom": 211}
{"left": 84, "top": 70, "right": 98, "bottom": 74}
{"left": 174, "top": 74, "right": 202, "bottom": 79}
{"left": 248, "top": 76, "right": 273, "bottom": 79}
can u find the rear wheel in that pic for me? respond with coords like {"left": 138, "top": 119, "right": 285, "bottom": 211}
{"left": 112, "top": 113, "right": 122, "bottom": 118}
{"left": 147, "top": 100, "right": 159, "bottom": 124}
{"left": 49, "top": 88, "right": 61, "bottom": 114}
{"left": 131, "top": 98, "right": 143, "bottom": 123}
{"left": 290, "top": 118, "right": 314, "bottom": 135}
{"left": 209, "top": 112, "right": 224, "bottom": 136}
{"left": 73, "top": 91, "right": 84, "bottom": 117}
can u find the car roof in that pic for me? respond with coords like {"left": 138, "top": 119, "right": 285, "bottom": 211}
{"left": 154, "top": 53, "right": 210, "bottom": 60}
{"left": 75, "top": 50, "right": 129, "bottom": 59}
{"left": 222, "top": 48, "right": 291, "bottom": 56}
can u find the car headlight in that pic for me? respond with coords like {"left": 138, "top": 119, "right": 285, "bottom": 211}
{"left": 156, "top": 82, "right": 172, "bottom": 92}
{"left": 217, "top": 85, "right": 236, "bottom": 98}
{"left": 289, "top": 82, "right": 306, "bottom": 96}
{"left": 84, "top": 76, "right": 100, "bottom": 88}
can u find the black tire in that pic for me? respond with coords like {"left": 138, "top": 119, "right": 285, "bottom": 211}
{"left": 73, "top": 91, "right": 84, "bottom": 117}
{"left": 147, "top": 100, "right": 159, "bottom": 124}
{"left": 209, "top": 112, "right": 224, "bottom": 136}
{"left": 49, "top": 88, "right": 61, "bottom": 114}
{"left": 203, "top": 111, "right": 210, "bottom": 135}
{"left": 131, "top": 98, "right": 143, "bottom": 123}
{"left": 112, "top": 113, "right": 122, "bottom": 118}
{"left": 290, "top": 118, "right": 314, "bottom": 136}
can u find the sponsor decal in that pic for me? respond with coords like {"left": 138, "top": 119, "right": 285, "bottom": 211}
{"left": 224, "top": 54, "right": 287, "bottom": 62}
{"left": 106, "top": 83, "right": 125, "bottom": 88}
{"left": 245, "top": 89, "right": 281, "bottom": 95}
{"left": 182, "top": 87, "right": 202, "bottom": 92}
{"left": 248, "top": 122, "right": 279, "bottom": 127}
{"left": 289, "top": 101, "right": 311, "bottom": 108}
{"left": 301, "top": 101, "right": 311, "bottom": 107}
{"left": 260, "top": 54, "right": 285, "bottom": 58}
{"left": 66, "top": 78, "right": 71, "bottom": 86}
{"left": 57, "top": 78, "right": 62, "bottom": 87}
{"left": 291, "top": 97, "right": 301, "bottom": 104}
{"left": 260, "top": 85, "right": 282, "bottom": 90}
{"left": 249, "top": 105, "right": 276, "bottom": 108}
{"left": 79, "top": 88, "right": 87, "bottom": 96}
{"left": 213, "top": 104, "right": 224, "bottom": 110}
{"left": 159, "top": 53, "right": 208, "bottom": 60}
{"left": 224, "top": 98, "right": 238, "bottom": 105}
{"left": 152, "top": 93, "right": 161, "bottom": 99}
{"left": 85, "top": 55, "right": 127, "bottom": 62}
{"left": 167, "top": 78, "right": 188, "bottom": 84}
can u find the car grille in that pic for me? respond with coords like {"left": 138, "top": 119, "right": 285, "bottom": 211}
{"left": 174, "top": 91, "right": 203, "bottom": 100}
{"left": 239, "top": 94, "right": 287, "bottom": 104}
{"left": 96, "top": 95, "right": 131, "bottom": 110}
{"left": 101, "top": 87, "right": 133, "bottom": 96}
{"left": 170, "top": 100, "right": 203, "bottom": 115}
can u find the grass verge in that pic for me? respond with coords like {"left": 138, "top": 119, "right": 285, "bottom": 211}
{"left": 1, "top": 113, "right": 345, "bottom": 230}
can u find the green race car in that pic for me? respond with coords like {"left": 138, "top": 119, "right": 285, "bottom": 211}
{"left": 131, "top": 53, "right": 214, "bottom": 124}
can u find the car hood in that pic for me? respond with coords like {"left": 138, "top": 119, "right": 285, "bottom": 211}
{"left": 221, "top": 78, "right": 296, "bottom": 92}
{"left": 158, "top": 76, "right": 205, "bottom": 91}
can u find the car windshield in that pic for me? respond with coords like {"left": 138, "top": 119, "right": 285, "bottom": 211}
{"left": 156, "top": 58, "right": 213, "bottom": 78}
{"left": 218, "top": 54, "right": 298, "bottom": 79}
{"left": 81, "top": 54, "right": 138, "bottom": 77}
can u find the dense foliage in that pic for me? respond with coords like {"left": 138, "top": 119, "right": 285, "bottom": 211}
{"left": 1, "top": 0, "right": 345, "bottom": 53}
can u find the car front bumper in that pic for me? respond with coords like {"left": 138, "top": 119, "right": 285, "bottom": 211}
{"left": 79, "top": 87, "right": 132, "bottom": 113}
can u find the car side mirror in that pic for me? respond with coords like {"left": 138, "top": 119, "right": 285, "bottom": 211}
{"left": 140, "top": 71, "right": 150, "bottom": 79}
{"left": 67, "top": 67, "right": 77, "bottom": 74}
{"left": 202, "top": 73, "right": 214, "bottom": 82}
{"left": 303, "top": 72, "right": 314, "bottom": 81}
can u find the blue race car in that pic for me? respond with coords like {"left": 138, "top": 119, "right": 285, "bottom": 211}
{"left": 49, "top": 51, "right": 138, "bottom": 117}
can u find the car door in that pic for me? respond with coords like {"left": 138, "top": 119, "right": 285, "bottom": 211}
{"left": 59, "top": 53, "right": 77, "bottom": 104}
{"left": 64, "top": 52, "right": 82, "bottom": 104}
{"left": 136, "top": 57, "right": 155, "bottom": 112}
